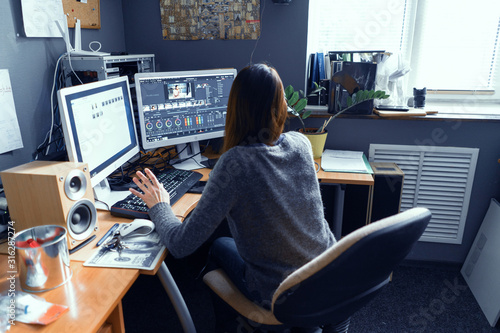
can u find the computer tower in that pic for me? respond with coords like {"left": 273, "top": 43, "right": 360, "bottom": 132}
{"left": 341, "top": 162, "right": 404, "bottom": 236}
{"left": 370, "top": 162, "right": 404, "bottom": 222}
{"left": 61, "top": 54, "right": 155, "bottom": 87}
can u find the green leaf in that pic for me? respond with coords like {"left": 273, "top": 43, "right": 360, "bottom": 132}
{"left": 301, "top": 109, "right": 312, "bottom": 119}
{"left": 368, "top": 90, "right": 375, "bottom": 99}
{"left": 289, "top": 91, "right": 299, "bottom": 106}
{"left": 347, "top": 96, "right": 353, "bottom": 107}
{"left": 356, "top": 90, "right": 365, "bottom": 104}
{"left": 359, "top": 90, "right": 369, "bottom": 102}
{"left": 285, "top": 85, "right": 294, "bottom": 100}
{"left": 295, "top": 98, "right": 308, "bottom": 113}
{"left": 374, "top": 90, "right": 384, "bottom": 98}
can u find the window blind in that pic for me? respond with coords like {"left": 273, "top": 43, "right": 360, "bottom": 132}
{"left": 308, "top": 0, "right": 500, "bottom": 93}
{"left": 307, "top": 0, "right": 413, "bottom": 57}
{"left": 409, "top": 0, "right": 500, "bottom": 91}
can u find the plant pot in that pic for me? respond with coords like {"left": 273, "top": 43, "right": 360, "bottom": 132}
{"left": 299, "top": 128, "right": 328, "bottom": 159}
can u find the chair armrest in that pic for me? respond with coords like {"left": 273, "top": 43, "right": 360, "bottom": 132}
{"left": 203, "top": 269, "right": 282, "bottom": 326}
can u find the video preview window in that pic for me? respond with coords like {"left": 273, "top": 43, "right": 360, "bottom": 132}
{"left": 168, "top": 83, "right": 192, "bottom": 99}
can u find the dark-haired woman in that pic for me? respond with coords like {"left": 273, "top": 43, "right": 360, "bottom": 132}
{"left": 130, "top": 63, "right": 335, "bottom": 309}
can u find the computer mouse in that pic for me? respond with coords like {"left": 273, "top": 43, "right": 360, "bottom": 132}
{"left": 120, "top": 219, "right": 155, "bottom": 238}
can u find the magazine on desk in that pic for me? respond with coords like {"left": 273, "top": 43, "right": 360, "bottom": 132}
{"left": 321, "top": 149, "right": 373, "bottom": 174}
{"left": 83, "top": 232, "right": 166, "bottom": 270}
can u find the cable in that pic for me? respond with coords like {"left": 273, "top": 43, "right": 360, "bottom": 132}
{"left": 45, "top": 53, "right": 66, "bottom": 156}
{"left": 249, "top": 0, "right": 266, "bottom": 64}
{"left": 89, "top": 41, "right": 102, "bottom": 52}
{"left": 66, "top": 52, "right": 84, "bottom": 85}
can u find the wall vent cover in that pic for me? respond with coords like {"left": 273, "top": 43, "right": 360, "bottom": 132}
{"left": 369, "top": 144, "right": 479, "bottom": 244}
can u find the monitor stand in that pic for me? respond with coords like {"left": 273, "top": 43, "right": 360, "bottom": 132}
{"left": 172, "top": 142, "right": 208, "bottom": 170}
{"left": 93, "top": 178, "right": 130, "bottom": 210}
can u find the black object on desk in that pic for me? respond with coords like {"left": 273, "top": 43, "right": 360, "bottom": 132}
{"left": 187, "top": 181, "right": 207, "bottom": 194}
{"left": 69, "top": 235, "right": 96, "bottom": 254}
{"left": 200, "top": 158, "right": 219, "bottom": 169}
{"left": 375, "top": 105, "right": 409, "bottom": 112}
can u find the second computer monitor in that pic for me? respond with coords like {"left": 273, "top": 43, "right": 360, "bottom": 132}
{"left": 134, "top": 68, "right": 237, "bottom": 168}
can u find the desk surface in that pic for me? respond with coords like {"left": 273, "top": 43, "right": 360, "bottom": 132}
{"left": 0, "top": 161, "right": 372, "bottom": 332}
{"left": 316, "top": 158, "right": 373, "bottom": 185}
{"left": 0, "top": 257, "right": 138, "bottom": 333}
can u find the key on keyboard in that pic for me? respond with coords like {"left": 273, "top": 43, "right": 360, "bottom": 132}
{"left": 110, "top": 168, "right": 203, "bottom": 219}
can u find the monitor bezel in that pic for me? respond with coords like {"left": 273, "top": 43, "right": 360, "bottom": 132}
{"left": 134, "top": 68, "right": 237, "bottom": 151}
{"left": 58, "top": 76, "right": 140, "bottom": 188}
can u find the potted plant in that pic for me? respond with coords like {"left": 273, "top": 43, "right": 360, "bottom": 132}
{"left": 285, "top": 84, "right": 389, "bottom": 158}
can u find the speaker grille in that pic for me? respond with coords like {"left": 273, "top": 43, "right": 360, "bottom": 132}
{"left": 67, "top": 199, "right": 97, "bottom": 240}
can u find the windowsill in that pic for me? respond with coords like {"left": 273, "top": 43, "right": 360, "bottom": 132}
{"left": 306, "top": 102, "right": 500, "bottom": 121}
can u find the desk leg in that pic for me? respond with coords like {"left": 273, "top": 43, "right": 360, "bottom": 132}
{"left": 104, "top": 301, "right": 125, "bottom": 333}
{"left": 332, "top": 184, "right": 345, "bottom": 239}
{"left": 157, "top": 262, "right": 197, "bottom": 333}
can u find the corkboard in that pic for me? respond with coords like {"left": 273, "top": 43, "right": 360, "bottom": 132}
{"left": 62, "top": 0, "right": 101, "bottom": 29}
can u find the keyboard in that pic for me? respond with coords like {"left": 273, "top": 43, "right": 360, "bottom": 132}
{"left": 110, "top": 168, "right": 203, "bottom": 219}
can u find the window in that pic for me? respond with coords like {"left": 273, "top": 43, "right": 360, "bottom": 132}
{"left": 308, "top": 0, "right": 500, "bottom": 109}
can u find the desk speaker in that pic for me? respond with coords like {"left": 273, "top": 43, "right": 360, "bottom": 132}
{"left": 0, "top": 161, "right": 98, "bottom": 249}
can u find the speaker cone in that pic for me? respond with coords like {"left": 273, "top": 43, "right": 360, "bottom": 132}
{"left": 64, "top": 169, "right": 87, "bottom": 200}
{"left": 67, "top": 199, "right": 97, "bottom": 240}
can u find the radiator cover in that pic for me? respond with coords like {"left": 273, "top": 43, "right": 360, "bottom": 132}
{"left": 369, "top": 144, "right": 479, "bottom": 244}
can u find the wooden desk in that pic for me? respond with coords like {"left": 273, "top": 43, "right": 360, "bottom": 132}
{"left": 315, "top": 158, "right": 374, "bottom": 186}
{"left": 0, "top": 256, "right": 138, "bottom": 333}
{"left": 0, "top": 197, "right": 202, "bottom": 333}
{"left": 0, "top": 162, "right": 372, "bottom": 332}
{"left": 315, "top": 158, "right": 374, "bottom": 238}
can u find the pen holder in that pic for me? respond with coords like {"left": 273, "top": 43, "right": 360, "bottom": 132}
{"left": 14, "top": 225, "right": 72, "bottom": 292}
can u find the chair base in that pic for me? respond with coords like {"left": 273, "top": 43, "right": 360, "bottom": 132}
{"left": 321, "top": 317, "right": 351, "bottom": 333}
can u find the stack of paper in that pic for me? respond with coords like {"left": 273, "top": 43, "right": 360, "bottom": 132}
{"left": 321, "top": 149, "right": 373, "bottom": 173}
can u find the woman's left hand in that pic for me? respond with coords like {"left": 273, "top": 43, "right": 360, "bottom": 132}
{"left": 129, "top": 168, "right": 170, "bottom": 208}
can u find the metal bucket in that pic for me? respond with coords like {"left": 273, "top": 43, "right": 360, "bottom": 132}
{"left": 14, "top": 225, "right": 72, "bottom": 292}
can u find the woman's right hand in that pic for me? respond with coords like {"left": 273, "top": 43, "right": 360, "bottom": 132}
{"left": 129, "top": 168, "right": 170, "bottom": 208}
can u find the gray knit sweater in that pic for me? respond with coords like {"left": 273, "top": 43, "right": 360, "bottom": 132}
{"left": 149, "top": 131, "right": 336, "bottom": 304}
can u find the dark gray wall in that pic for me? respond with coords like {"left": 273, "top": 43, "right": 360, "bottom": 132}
{"left": 0, "top": 0, "right": 126, "bottom": 171}
{"left": 122, "top": 0, "right": 500, "bottom": 264}
{"left": 121, "top": 0, "right": 308, "bottom": 89}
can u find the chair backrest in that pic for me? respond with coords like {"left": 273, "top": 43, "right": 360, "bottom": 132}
{"left": 271, "top": 207, "right": 431, "bottom": 327}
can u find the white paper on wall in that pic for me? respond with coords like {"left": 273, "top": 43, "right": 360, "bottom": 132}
{"left": 0, "top": 70, "right": 24, "bottom": 154}
{"left": 20, "top": 0, "right": 66, "bottom": 38}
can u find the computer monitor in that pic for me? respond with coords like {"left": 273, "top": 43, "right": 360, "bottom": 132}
{"left": 134, "top": 68, "right": 237, "bottom": 169}
{"left": 58, "top": 76, "right": 140, "bottom": 207}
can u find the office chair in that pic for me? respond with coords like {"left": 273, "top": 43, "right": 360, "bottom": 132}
{"left": 203, "top": 207, "right": 431, "bottom": 332}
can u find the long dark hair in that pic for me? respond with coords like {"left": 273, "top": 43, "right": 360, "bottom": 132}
{"left": 223, "top": 63, "right": 287, "bottom": 152}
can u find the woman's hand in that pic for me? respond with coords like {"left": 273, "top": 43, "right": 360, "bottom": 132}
{"left": 129, "top": 168, "right": 170, "bottom": 208}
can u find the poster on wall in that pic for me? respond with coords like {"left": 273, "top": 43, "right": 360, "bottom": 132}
{"left": 0, "top": 70, "right": 24, "bottom": 154}
{"left": 20, "top": 0, "right": 66, "bottom": 37}
{"left": 160, "top": 0, "right": 260, "bottom": 40}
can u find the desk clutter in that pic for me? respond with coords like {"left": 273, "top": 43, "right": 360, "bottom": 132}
{"left": 373, "top": 107, "right": 438, "bottom": 117}
{"left": 0, "top": 292, "right": 68, "bottom": 330}
{"left": 306, "top": 50, "right": 438, "bottom": 118}
{"left": 83, "top": 220, "right": 165, "bottom": 271}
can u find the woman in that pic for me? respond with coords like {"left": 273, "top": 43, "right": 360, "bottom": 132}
{"left": 130, "top": 63, "right": 336, "bottom": 309}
